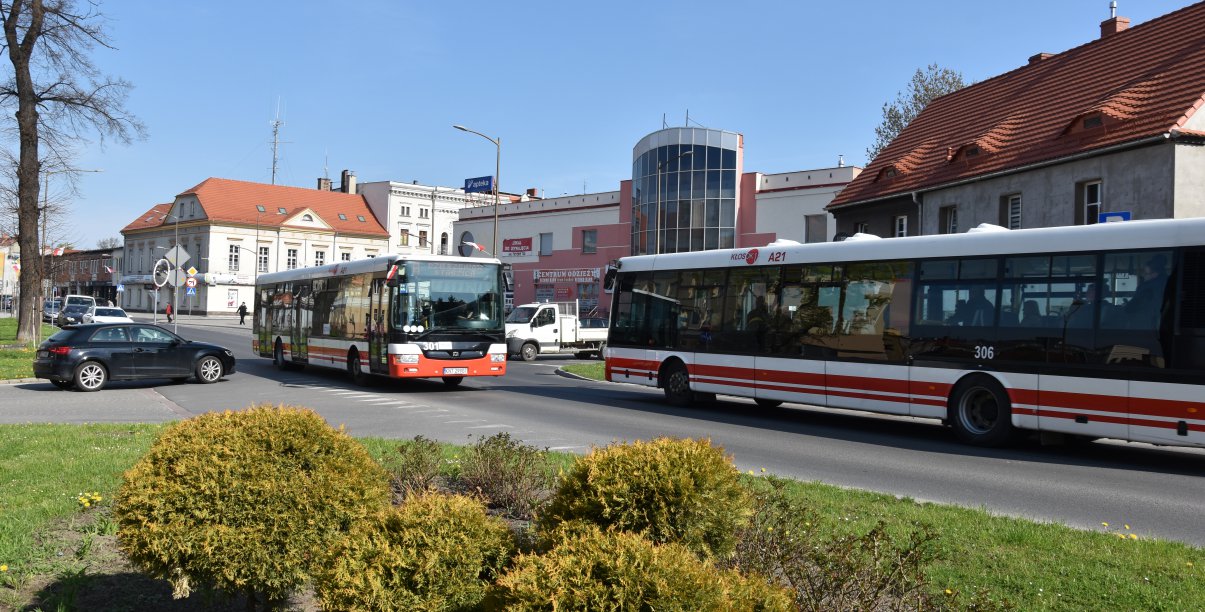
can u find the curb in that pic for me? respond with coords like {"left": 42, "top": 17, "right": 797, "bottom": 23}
{"left": 0, "top": 377, "right": 41, "bottom": 385}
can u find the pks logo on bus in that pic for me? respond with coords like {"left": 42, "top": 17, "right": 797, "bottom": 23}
{"left": 730, "top": 248, "right": 759, "bottom": 265}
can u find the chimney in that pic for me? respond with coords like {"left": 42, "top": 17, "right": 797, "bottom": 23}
{"left": 1100, "top": 15, "right": 1129, "bottom": 37}
{"left": 340, "top": 170, "right": 357, "bottom": 194}
{"left": 526, "top": 188, "right": 538, "bottom": 198}
{"left": 1028, "top": 52, "right": 1053, "bottom": 64}
{"left": 1101, "top": 1, "right": 1129, "bottom": 38}
{"left": 317, "top": 177, "right": 332, "bottom": 191}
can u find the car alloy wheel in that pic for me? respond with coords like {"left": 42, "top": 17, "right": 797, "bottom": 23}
{"left": 74, "top": 362, "right": 107, "bottom": 392}
{"left": 196, "top": 355, "right": 223, "bottom": 384}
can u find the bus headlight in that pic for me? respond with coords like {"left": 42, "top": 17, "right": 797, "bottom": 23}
{"left": 490, "top": 353, "right": 506, "bottom": 363}
{"left": 394, "top": 354, "right": 420, "bottom": 364}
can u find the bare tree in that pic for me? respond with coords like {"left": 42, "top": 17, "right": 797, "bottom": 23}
{"left": 866, "top": 63, "right": 967, "bottom": 162}
{"left": 95, "top": 235, "right": 119, "bottom": 249}
{"left": 0, "top": 0, "right": 145, "bottom": 342}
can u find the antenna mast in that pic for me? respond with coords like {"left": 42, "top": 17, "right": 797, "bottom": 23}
{"left": 270, "top": 99, "right": 285, "bottom": 185}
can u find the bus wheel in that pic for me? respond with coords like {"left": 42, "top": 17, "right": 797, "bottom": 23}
{"left": 661, "top": 361, "right": 693, "bottom": 407}
{"left": 520, "top": 343, "right": 538, "bottom": 362}
{"left": 442, "top": 376, "right": 464, "bottom": 387}
{"left": 755, "top": 398, "right": 783, "bottom": 408}
{"left": 949, "top": 376, "right": 1015, "bottom": 447}
{"left": 273, "top": 340, "right": 287, "bottom": 370}
{"left": 348, "top": 350, "right": 369, "bottom": 386}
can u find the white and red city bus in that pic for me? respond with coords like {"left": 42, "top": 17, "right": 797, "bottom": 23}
{"left": 604, "top": 218, "right": 1205, "bottom": 448}
{"left": 254, "top": 254, "right": 507, "bottom": 386}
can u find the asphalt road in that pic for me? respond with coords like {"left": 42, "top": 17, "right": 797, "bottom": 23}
{"left": 3, "top": 318, "right": 1203, "bottom": 546}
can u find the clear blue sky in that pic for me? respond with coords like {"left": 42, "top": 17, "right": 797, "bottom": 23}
{"left": 61, "top": 0, "right": 1193, "bottom": 249}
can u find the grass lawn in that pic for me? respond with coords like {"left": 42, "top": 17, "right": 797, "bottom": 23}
{"left": 0, "top": 317, "right": 62, "bottom": 380}
{"left": 0, "top": 422, "right": 1201, "bottom": 610}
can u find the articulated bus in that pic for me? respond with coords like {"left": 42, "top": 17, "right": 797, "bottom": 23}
{"left": 605, "top": 218, "right": 1205, "bottom": 449}
{"left": 254, "top": 254, "right": 508, "bottom": 386}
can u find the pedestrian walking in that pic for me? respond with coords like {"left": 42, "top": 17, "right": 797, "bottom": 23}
{"left": 237, "top": 302, "right": 248, "bottom": 325}
{"left": 165, "top": 302, "right": 173, "bottom": 323}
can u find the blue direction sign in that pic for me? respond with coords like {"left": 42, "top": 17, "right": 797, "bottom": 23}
{"left": 464, "top": 176, "right": 495, "bottom": 193}
{"left": 1099, "top": 210, "right": 1131, "bottom": 223}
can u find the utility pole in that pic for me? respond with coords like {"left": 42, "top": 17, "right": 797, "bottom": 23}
{"left": 270, "top": 100, "right": 286, "bottom": 185}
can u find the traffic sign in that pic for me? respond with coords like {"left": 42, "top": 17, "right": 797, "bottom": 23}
{"left": 163, "top": 246, "right": 190, "bottom": 268}
{"left": 185, "top": 277, "right": 198, "bottom": 288}
{"left": 187, "top": 266, "right": 198, "bottom": 276}
{"left": 167, "top": 268, "right": 187, "bottom": 287}
{"left": 186, "top": 286, "right": 197, "bottom": 296}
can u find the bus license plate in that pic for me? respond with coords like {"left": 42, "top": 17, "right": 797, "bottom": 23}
{"left": 443, "top": 367, "right": 468, "bottom": 375}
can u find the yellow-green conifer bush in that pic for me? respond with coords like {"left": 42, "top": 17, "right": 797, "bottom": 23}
{"left": 488, "top": 525, "right": 791, "bottom": 611}
{"left": 537, "top": 437, "right": 752, "bottom": 560}
{"left": 314, "top": 491, "right": 515, "bottom": 611}
{"left": 114, "top": 405, "right": 391, "bottom": 607}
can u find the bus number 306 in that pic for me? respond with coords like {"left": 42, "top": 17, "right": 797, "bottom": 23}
{"left": 974, "top": 345, "right": 995, "bottom": 360}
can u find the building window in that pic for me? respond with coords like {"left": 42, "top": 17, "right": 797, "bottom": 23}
{"left": 314, "top": 250, "right": 325, "bottom": 267}
{"left": 939, "top": 205, "right": 958, "bottom": 234}
{"left": 894, "top": 215, "right": 908, "bottom": 237}
{"left": 539, "top": 232, "right": 553, "bottom": 256}
{"left": 228, "top": 245, "right": 240, "bottom": 271}
{"left": 804, "top": 214, "right": 827, "bottom": 243}
{"left": 419, "top": 230, "right": 428, "bottom": 248}
{"left": 440, "top": 233, "right": 449, "bottom": 255}
{"left": 401, "top": 206, "right": 410, "bottom": 217}
{"left": 286, "top": 248, "right": 298, "bottom": 270}
{"left": 1079, "top": 180, "right": 1102, "bottom": 225}
{"left": 854, "top": 222, "right": 870, "bottom": 235}
{"left": 582, "top": 229, "right": 597, "bottom": 254}
{"left": 401, "top": 230, "right": 410, "bottom": 247}
{"left": 301, "top": 214, "right": 313, "bottom": 222}
{"left": 419, "top": 208, "right": 429, "bottom": 219}
{"left": 341, "top": 251, "right": 351, "bottom": 261}
{"left": 1000, "top": 194, "right": 1022, "bottom": 229}
{"left": 257, "top": 247, "right": 269, "bottom": 273}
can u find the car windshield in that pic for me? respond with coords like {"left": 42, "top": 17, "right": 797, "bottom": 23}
{"left": 95, "top": 308, "right": 124, "bottom": 317}
{"left": 62, "top": 305, "right": 89, "bottom": 314}
{"left": 506, "top": 307, "right": 538, "bottom": 323}
{"left": 44, "top": 301, "right": 61, "bottom": 310}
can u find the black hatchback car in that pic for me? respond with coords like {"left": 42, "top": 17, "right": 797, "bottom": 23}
{"left": 34, "top": 323, "right": 236, "bottom": 391}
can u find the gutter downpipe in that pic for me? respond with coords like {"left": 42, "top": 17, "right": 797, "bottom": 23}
{"left": 912, "top": 191, "right": 923, "bottom": 235}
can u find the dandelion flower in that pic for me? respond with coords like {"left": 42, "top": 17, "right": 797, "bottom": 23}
{"left": 1187, "top": 562, "right": 1194, "bottom": 567}
{"left": 1125, "top": 524, "right": 1130, "bottom": 530}
{"left": 945, "top": 589, "right": 953, "bottom": 595}
{"left": 1, "top": 564, "right": 7, "bottom": 572}
{"left": 760, "top": 467, "right": 766, "bottom": 473}
{"left": 1101, "top": 522, "right": 1109, "bottom": 527}
{"left": 1129, "top": 534, "right": 1138, "bottom": 540}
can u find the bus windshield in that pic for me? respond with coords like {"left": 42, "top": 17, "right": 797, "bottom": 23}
{"left": 393, "top": 260, "right": 503, "bottom": 331}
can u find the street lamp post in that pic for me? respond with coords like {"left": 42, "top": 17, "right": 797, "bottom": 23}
{"left": 654, "top": 150, "right": 693, "bottom": 255}
{"left": 453, "top": 125, "right": 501, "bottom": 255}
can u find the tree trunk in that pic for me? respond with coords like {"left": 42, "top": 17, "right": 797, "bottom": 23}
{"left": 6, "top": 0, "right": 46, "bottom": 344}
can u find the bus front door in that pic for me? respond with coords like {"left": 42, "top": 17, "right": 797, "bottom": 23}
{"left": 368, "top": 278, "right": 388, "bottom": 373}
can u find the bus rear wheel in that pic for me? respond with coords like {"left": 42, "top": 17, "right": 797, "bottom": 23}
{"left": 442, "top": 376, "right": 464, "bottom": 387}
{"left": 661, "top": 361, "right": 693, "bottom": 407}
{"left": 949, "top": 376, "right": 1015, "bottom": 447}
{"left": 348, "top": 350, "right": 369, "bottom": 386}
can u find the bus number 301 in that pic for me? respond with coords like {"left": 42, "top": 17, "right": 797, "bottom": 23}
{"left": 974, "top": 345, "right": 995, "bottom": 360}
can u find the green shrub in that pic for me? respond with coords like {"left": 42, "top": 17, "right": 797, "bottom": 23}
{"left": 315, "top": 491, "right": 515, "bottom": 611}
{"left": 536, "top": 437, "right": 751, "bottom": 559}
{"left": 391, "top": 435, "right": 445, "bottom": 499}
{"left": 487, "top": 525, "right": 791, "bottom": 611}
{"left": 458, "top": 432, "right": 553, "bottom": 519}
{"left": 114, "top": 405, "right": 391, "bottom": 609}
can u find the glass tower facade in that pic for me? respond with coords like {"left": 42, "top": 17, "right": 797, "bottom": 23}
{"left": 631, "top": 128, "right": 741, "bottom": 255}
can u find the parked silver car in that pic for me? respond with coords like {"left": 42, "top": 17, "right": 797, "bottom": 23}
{"left": 42, "top": 300, "right": 62, "bottom": 323}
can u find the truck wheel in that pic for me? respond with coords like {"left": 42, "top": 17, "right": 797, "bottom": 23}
{"left": 595, "top": 341, "right": 607, "bottom": 360}
{"left": 520, "top": 343, "right": 538, "bottom": 361}
{"left": 575, "top": 351, "right": 591, "bottom": 359}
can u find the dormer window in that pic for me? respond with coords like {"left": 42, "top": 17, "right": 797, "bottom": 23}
{"left": 256, "top": 205, "right": 266, "bottom": 213}
{"left": 277, "top": 207, "right": 287, "bottom": 214}
{"left": 1083, "top": 115, "right": 1104, "bottom": 129}
{"left": 338, "top": 213, "right": 347, "bottom": 220}
{"left": 965, "top": 146, "right": 980, "bottom": 158}
{"left": 357, "top": 215, "right": 366, "bottom": 222}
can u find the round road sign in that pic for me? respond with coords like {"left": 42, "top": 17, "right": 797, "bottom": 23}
{"left": 185, "top": 277, "right": 198, "bottom": 288}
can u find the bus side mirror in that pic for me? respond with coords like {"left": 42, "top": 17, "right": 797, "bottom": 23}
{"left": 603, "top": 267, "right": 617, "bottom": 291}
